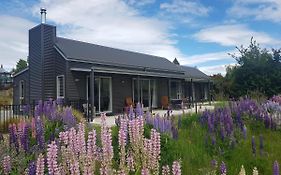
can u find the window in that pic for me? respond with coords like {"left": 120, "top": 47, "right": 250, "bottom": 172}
{"left": 86, "top": 76, "right": 112, "bottom": 113}
{"left": 19, "top": 80, "right": 24, "bottom": 100}
{"left": 170, "top": 80, "right": 182, "bottom": 99}
{"left": 56, "top": 75, "right": 65, "bottom": 98}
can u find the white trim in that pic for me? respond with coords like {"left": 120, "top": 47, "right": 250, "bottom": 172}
{"left": 56, "top": 75, "right": 65, "bottom": 99}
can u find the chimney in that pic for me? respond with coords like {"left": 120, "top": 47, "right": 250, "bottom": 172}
{"left": 40, "top": 8, "right": 47, "bottom": 24}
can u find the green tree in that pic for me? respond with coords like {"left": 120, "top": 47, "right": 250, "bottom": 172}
{"left": 12, "top": 59, "right": 27, "bottom": 74}
{"left": 227, "top": 38, "right": 281, "bottom": 98}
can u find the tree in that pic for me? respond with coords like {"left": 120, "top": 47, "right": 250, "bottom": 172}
{"left": 12, "top": 59, "right": 28, "bottom": 74}
{"left": 226, "top": 38, "right": 281, "bottom": 98}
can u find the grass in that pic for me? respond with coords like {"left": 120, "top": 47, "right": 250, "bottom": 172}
{"left": 159, "top": 114, "right": 281, "bottom": 174}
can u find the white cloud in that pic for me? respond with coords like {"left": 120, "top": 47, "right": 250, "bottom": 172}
{"left": 0, "top": 15, "right": 35, "bottom": 70}
{"left": 193, "top": 24, "right": 281, "bottom": 47}
{"left": 199, "top": 63, "right": 237, "bottom": 76}
{"left": 126, "top": 0, "right": 156, "bottom": 6}
{"left": 181, "top": 50, "right": 237, "bottom": 65}
{"left": 228, "top": 0, "right": 281, "bottom": 23}
{"left": 160, "top": 0, "right": 211, "bottom": 16}
{"left": 31, "top": 0, "right": 189, "bottom": 62}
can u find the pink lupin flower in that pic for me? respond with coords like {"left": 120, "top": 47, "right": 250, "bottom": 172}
{"left": 2, "top": 155, "right": 11, "bottom": 175}
{"left": 162, "top": 165, "right": 171, "bottom": 175}
{"left": 70, "top": 159, "right": 80, "bottom": 175}
{"left": 150, "top": 129, "right": 161, "bottom": 173}
{"left": 87, "top": 129, "right": 97, "bottom": 160}
{"left": 36, "top": 154, "right": 45, "bottom": 175}
{"left": 59, "top": 131, "right": 69, "bottom": 145}
{"left": 47, "top": 141, "right": 60, "bottom": 175}
{"left": 77, "top": 122, "right": 86, "bottom": 156}
{"left": 172, "top": 161, "right": 181, "bottom": 175}
{"left": 100, "top": 113, "right": 113, "bottom": 175}
{"left": 141, "top": 168, "right": 149, "bottom": 175}
{"left": 126, "top": 152, "right": 135, "bottom": 172}
{"left": 118, "top": 118, "right": 128, "bottom": 168}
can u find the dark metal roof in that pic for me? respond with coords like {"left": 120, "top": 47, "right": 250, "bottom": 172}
{"left": 55, "top": 37, "right": 183, "bottom": 73}
{"left": 180, "top": 66, "right": 210, "bottom": 81}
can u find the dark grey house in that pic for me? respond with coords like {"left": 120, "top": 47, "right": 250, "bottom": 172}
{"left": 13, "top": 9, "right": 210, "bottom": 115}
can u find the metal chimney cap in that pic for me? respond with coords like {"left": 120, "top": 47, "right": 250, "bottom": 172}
{"left": 40, "top": 8, "right": 47, "bottom": 13}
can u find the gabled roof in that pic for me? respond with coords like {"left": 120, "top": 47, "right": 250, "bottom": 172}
{"left": 180, "top": 66, "right": 210, "bottom": 81}
{"left": 55, "top": 37, "right": 183, "bottom": 73}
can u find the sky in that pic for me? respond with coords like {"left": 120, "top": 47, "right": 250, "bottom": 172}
{"left": 0, "top": 0, "right": 281, "bottom": 75}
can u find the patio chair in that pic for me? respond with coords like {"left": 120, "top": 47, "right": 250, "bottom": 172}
{"left": 161, "top": 96, "right": 169, "bottom": 109}
{"left": 124, "top": 97, "right": 133, "bottom": 114}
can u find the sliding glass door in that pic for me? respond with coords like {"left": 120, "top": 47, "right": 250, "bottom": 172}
{"left": 133, "top": 79, "right": 157, "bottom": 108}
{"left": 87, "top": 76, "right": 112, "bottom": 113}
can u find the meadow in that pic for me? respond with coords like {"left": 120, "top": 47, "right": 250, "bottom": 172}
{"left": 0, "top": 96, "right": 281, "bottom": 175}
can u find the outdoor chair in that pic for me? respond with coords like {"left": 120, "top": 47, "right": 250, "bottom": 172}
{"left": 161, "top": 96, "right": 169, "bottom": 109}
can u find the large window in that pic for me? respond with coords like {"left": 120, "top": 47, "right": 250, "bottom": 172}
{"left": 133, "top": 79, "right": 157, "bottom": 108}
{"left": 170, "top": 80, "right": 182, "bottom": 99}
{"left": 87, "top": 76, "right": 112, "bottom": 113}
{"left": 56, "top": 75, "right": 65, "bottom": 98}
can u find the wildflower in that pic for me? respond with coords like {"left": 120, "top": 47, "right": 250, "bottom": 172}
{"left": 162, "top": 165, "right": 170, "bottom": 175}
{"left": 172, "top": 161, "right": 181, "bottom": 175}
{"left": 47, "top": 141, "right": 60, "bottom": 175}
{"left": 28, "top": 161, "right": 36, "bottom": 175}
{"left": 211, "top": 159, "right": 217, "bottom": 168}
{"left": 252, "top": 136, "right": 256, "bottom": 156}
{"left": 136, "top": 102, "right": 144, "bottom": 117}
{"left": 35, "top": 116, "right": 45, "bottom": 149}
{"left": 141, "top": 168, "right": 149, "bottom": 175}
{"left": 36, "top": 154, "right": 44, "bottom": 175}
{"left": 62, "top": 107, "right": 76, "bottom": 128}
{"left": 220, "top": 161, "right": 227, "bottom": 175}
{"left": 118, "top": 118, "right": 128, "bottom": 168}
{"left": 2, "top": 155, "right": 11, "bottom": 175}
{"left": 253, "top": 167, "right": 258, "bottom": 175}
{"left": 273, "top": 161, "right": 279, "bottom": 175}
{"left": 239, "top": 165, "right": 246, "bottom": 175}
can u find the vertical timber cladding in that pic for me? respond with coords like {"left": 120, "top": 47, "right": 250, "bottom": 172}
{"left": 29, "top": 25, "right": 42, "bottom": 104}
{"left": 42, "top": 25, "right": 56, "bottom": 100}
{"left": 29, "top": 24, "right": 56, "bottom": 103}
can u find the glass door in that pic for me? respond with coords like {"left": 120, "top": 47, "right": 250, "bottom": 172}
{"left": 141, "top": 80, "right": 150, "bottom": 108}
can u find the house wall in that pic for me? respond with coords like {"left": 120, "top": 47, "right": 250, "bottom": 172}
{"left": 13, "top": 70, "right": 29, "bottom": 105}
{"left": 29, "top": 24, "right": 56, "bottom": 103}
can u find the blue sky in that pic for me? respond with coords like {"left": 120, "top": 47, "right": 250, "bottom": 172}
{"left": 0, "top": 0, "right": 281, "bottom": 75}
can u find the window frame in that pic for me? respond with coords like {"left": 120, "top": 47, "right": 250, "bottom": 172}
{"left": 56, "top": 75, "right": 65, "bottom": 99}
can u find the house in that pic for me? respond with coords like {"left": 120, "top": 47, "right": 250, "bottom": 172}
{"left": 0, "top": 65, "right": 12, "bottom": 89}
{"left": 13, "top": 9, "right": 211, "bottom": 115}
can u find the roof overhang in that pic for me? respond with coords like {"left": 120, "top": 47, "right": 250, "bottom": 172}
{"left": 70, "top": 66, "right": 186, "bottom": 79}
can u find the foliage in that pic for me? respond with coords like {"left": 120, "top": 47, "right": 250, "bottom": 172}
{"left": 12, "top": 59, "right": 28, "bottom": 74}
{"left": 212, "top": 38, "right": 281, "bottom": 98}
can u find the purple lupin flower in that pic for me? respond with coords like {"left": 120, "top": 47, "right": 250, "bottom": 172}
{"left": 128, "top": 105, "right": 134, "bottom": 120}
{"left": 220, "top": 161, "right": 227, "bottom": 175}
{"left": 274, "top": 161, "right": 280, "bottom": 175}
{"left": 172, "top": 161, "right": 181, "bottom": 175}
{"left": 36, "top": 154, "right": 45, "bottom": 175}
{"left": 171, "top": 126, "right": 179, "bottom": 140}
{"left": 135, "top": 103, "right": 143, "bottom": 117}
{"left": 252, "top": 136, "right": 256, "bottom": 156}
{"left": 8, "top": 124, "right": 19, "bottom": 151}
{"left": 20, "top": 124, "right": 30, "bottom": 152}
{"left": 2, "top": 155, "right": 11, "bottom": 175}
{"left": 35, "top": 116, "right": 45, "bottom": 149}
{"left": 211, "top": 159, "right": 217, "bottom": 169}
{"left": 28, "top": 161, "right": 36, "bottom": 175}
{"left": 47, "top": 141, "right": 60, "bottom": 175}
{"left": 62, "top": 107, "right": 76, "bottom": 128}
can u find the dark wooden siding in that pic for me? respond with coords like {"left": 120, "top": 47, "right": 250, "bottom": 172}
{"left": 29, "top": 25, "right": 42, "bottom": 103}
{"left": 29, "top": 24, "right": 56, "bottom": 103}
{"left": 42, "top": 25, "right": 56, "bottom": 100}
{"left": 13, "top": 70, "right": 29, "bottom": 105}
